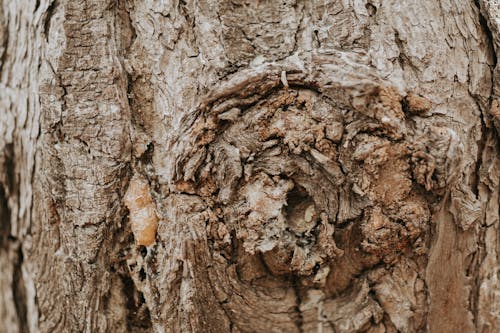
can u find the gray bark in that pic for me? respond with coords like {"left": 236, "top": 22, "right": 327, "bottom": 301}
{"left": 0, "top": 0, "right": 499, "bottom": 332}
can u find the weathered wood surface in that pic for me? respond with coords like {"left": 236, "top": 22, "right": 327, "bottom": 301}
{"left": 0, "top": 1, "right": 499, "bottom": 332}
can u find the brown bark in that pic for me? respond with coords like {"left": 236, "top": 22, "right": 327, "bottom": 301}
{"left": 1, "top": 0, "right": 499, "bottom": 332}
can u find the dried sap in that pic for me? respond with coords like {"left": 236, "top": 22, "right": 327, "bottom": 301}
{"left": 124, "top": 176, "right": 159, "bottom": 246}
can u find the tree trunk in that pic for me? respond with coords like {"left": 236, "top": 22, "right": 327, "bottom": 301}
{"left": 1, "top": 0, "right": 499, "bottom": 332}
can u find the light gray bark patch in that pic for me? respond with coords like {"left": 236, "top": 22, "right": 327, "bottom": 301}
{"left": 218, "top": 0, "right": 300, "bottom": 66}
{"left": 34, "top": 0, "right": 134, "bottom": 331}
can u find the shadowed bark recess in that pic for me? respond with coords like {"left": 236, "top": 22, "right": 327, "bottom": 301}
{"left": 0, "top": 0, "right": 499, "bottom": 332}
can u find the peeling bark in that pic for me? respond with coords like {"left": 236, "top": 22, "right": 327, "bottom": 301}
{"left": 1, "top": 0, "right": 499, "bottom": 332}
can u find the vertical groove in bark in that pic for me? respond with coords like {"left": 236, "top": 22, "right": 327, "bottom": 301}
{"left": 473, "top": 2, "right": 500, "bottom": 332}
{"left": 0, "top": 183, "right": 10, "bottom": 248}
{"left": 119, "top": 269, "right": 153, "bottom": 332}
{"left": 12, "top": 246, "right": 28, "bottom": 333}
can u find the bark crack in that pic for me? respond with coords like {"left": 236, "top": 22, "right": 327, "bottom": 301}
{"left": 292, "top": 277, "right": 304, "bottom": 333}
{"left": 43, "top": 0, "right": 58, "bottom": 42}
{"left": 0, "top": 183, "right": 10, "bottom": 249}
{"left": 12, "top": 246, "right": 28, "bottom": 333}
{"left": 470, "top": 2, "right": 498, "bottom": 329}
{"left": 121, "top": 272, "right": 153, "bottom": 331}
{"left": 475, "top": 0, "right": 498, "bottom": 68}
{"left": 0, "top": 143, "right": 14, "bottom": 248}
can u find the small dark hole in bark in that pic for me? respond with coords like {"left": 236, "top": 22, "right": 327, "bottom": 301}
{"left": 365, "top": 3, "right": 377, "bottom": 16}
{"left": 139, "top": 246, "right": 148, "bottom": 257}
{"left": 401, "top": 96, "right": 410, "bottom": 114}
{"left": 138, "top": 292, "right": 146, "bottom": 305}
{"left": 286, "top": 185, "right": 309, "bottom": 213}
{"left": 285, "top": 184, "right": 317, "bottom": 234}
{"left": 139, "top": 268, "right": 146, "bottom": 281}
{"left": 215, "top": 119, "right": 233, "bottom": 135}
{"left": 140, "top": 142, "right": 154, "bottom": 164}
{"left": 394, "top": 219, "right": 405, "bottom": 226}
{"left": 127, "top": 232, "right": 135, "bottom": 244}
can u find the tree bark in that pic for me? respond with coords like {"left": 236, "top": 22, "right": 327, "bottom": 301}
{"left": 1, "top": 0, "right": 499, "bottom": 332}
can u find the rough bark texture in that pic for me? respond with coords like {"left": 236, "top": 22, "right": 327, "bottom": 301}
{"left": 1, "top": 0, "right": 499, "bottom": 332}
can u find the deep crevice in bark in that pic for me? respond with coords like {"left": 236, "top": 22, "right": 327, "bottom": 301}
{"left": 475, "top": 0, "right": 498, "bottom": 68}
{"left": 0, "top": 183, "right": 10, "bottom": 248}
{"left": 4, "top": 143, "right": 15, "bottom": 197}
{"left": 43, "top": 0, "right": 58, "bottom": 42}
{"left": 292, "top": 277, "right": 304, "bottom": 333}
{"left": 120, "top": 272, "right": 153, "bottom": 331}
{"left": 0, "top": 143, "right": 14, "bottom": 248}
{"left": 12, "top": 246, "right": 28, "bottom": 333}
{"left": 470, "top": 2, "right": 497, "bottom": 329}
